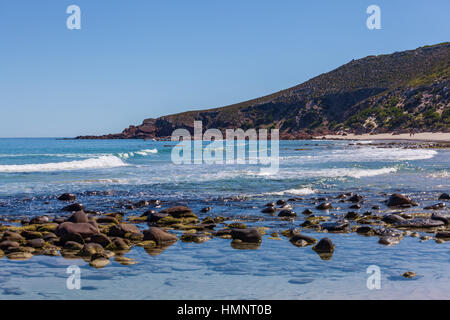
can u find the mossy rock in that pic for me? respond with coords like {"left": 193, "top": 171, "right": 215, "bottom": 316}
{"left": 157, "top": 216, "right": 199, "bottom": 226}
{"left": 89, "top": 258, "right": 110, "bottom": 268}
{"left": 281, "top": 229, "right": 300, "bottom": 238}
{"left": 227, "top": 223, "right": 247, "bottom": 229}
{"left": 127, "top": 216, "right": 147, "bottom": 223}
{"left": 180, "top": 234, "right": 211, "bottom": 243}
{"left": 123, "top": 232, "right": 144, "bottom": 241}
{"left": 36, "top": 224, "right": 58, "bottom": 232}
{"left": 268, "top": 237, "right": 282, "bottom": 240}
{"left": 0, "top": 249, "right": 4, "bottom": 258}
{"left": 6, "top": 251, "right": 33, "bottom": 260}
{"left": 213, "top": 216, "right": 226, "bottom": 223}
{"left": 114, "top": 256, "right": 138, "bottom": 265}
{"left": 42, "top": 248, "right": 59, "bottom": 256}
{"left": 256, "top": 227, "right": 269, "bottom": 235}
{"left": 135, "top": 240, "right": 157, "bottom": 248}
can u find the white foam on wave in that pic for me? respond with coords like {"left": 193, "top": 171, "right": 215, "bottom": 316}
{"left": 261, "top": 187, "right": 317, "bottom": 196}
{"left": 426, "top": 170, "right": 450, "bottom": 179}
{"left": 0, "top": 155, "right": 128, "bottom": 173}
{"left": 248, "top": 167, "right": 398, "bottom": 179}
{"left": 118, "top": 148, "right": 158, "bottom": 158}
{"left": 280, "top": 147, "right": 437, "bottom": 163}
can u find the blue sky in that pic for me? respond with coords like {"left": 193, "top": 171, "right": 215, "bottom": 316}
{"left": 0, "top": 0, "right": 449, "bottom": 137}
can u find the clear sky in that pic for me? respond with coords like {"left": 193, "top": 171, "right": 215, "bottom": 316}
{"left": 0, "top": 0, "right": 449, "bottom": 137}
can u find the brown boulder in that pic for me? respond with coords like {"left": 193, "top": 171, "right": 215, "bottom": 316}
{"left": 143, "top": 227, "right": 177, "bottom": 244}
{"left": 68, "top": 210, "right": 89, "bottom": 223}
{"left": 56, "top": 222, "right": 99, "bottom": 238}
{"left": 160, "top": 206, "right": 197, "bottom": 218}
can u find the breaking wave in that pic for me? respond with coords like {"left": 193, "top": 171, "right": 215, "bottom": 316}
{"left": 0, "top": 156, "right": 128, "bottom": 173}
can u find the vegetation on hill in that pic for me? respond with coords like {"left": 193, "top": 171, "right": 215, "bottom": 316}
{"left": 77, "top": 42, "right": 450, "bottom": 140}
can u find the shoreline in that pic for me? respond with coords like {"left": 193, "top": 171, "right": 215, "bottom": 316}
{"left": 316, "top": 132, "right": 450, "bottom": 143}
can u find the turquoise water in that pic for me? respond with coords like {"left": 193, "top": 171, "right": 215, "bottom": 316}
{"left": 0, "top": 138, "right": 449, "bottom": 299}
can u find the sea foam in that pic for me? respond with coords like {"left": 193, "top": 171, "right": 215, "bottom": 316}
{"left": 0, "top": 155, "right": 128, "bottom": 173}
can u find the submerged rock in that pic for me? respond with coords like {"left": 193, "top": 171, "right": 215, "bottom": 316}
{"left": 424, "top": 203, "right": 446, "bottom": 210}
{"left": 290, "top": 234, "right": 317, "bottom": 247}
{"left": 62, "top": 203, "right": 85, "bottom": 212}
{"left": 58, "top": 193, "right": 76, "bottom": 201}
{"left": 278, "top": 209, "right": 297, "bottom": 217}
{"left": 143, "top": 227, "right": 177, "bottom": 244}
{"left": 402, "top": 271, "right": 416, "bottom": 279}
{"left": 261, "top": 207, "right": 276, "bottom": 214}
{"left": 321, "top": 220, "right": 349, "bottom": 232}
{"left": 312, "top": 238, "right": 335, "bottom": 253}
{"left": 316, "top": 202, "right": 332, "bottom": 210}
{"left": 438, "top": 193, "right": 450, "bottom": 200}
{"left": 230, "top": 228, "right": 262, "bottom": 243}
{"left": 160, "top": 206, "right": 197, "bottom": 218}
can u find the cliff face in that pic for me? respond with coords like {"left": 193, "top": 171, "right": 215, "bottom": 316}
{"left": 77, "top": 43, "right": 450, "bottom": 140}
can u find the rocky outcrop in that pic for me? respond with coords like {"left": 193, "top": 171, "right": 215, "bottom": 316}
{"left": 76, "top": 43, "right": 450, "bottom": 140}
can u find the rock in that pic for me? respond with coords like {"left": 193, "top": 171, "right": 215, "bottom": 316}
{"left": 96, "top": 216, "right": 120, "bottom": 224}
{"left": 278, "top": 209, "right": 297, "bottom": 217}
{"left": 107, "top": 237, "right": 130, "bottom": 251}
{"left": 347, "top": 194, "right": 363, "bottom": 203}
{"left": 382, "top": 214, "right": 407, "bottom": 224}
{"left": 402, "top": 271, "right": 416, "bottom": 279}
{"left": 21, "top": 230, "right": 43, "bottom": 240}
{"left": 6, "top": 252, "right": 33, "bottom": 260}
{"left": 316, "top": 202, "right": 332, "bottom": 210}
{"left": 60, "top": 232, "right": 84, "bottom": 244}
{"left": 349, "top": 204, "right": 361, "bottom": 209}
{"left": 90, "top": 233, "right": 112, "bottom": 247}
{"left": 89, "top": 258, "right": 110, "bottom": 268}
{"left": 108, "top": 223, "right": 141, "bottom": 238}
{"left": 53, "top": 217, "right": 66, "bottom": 224}
{"left": 344, "top": 211, "right": 359, "bottom": 220}
{"left": 264, "top": 202, "right": 276, "bottom": 207}
{"left": 230, "top": 228, "right": 262, "bottom": 243}
{"left": 114, "top": 256, "right": 138, "bottom": 265}
{"left": 68, "top": 210, "right": 89, "bottom": 223}
{"left": 55, "top": 222, "right": 99, "bottom": 238}
{"left": 180, "top": 233, "right": 211, "bottom": 243}
{"left": 431, "top": 213, "right": 449, "bottom": 225}
{"left": 1, "top": 231, "right": 25, "bottom": 242}
{"left": 424, "top": 203, "right": 446, "bottom": 210}
{"left": 62, "top": 203, "right": 85, "bottom": 212}
{"left": 0, "top": 240, "right": 20, "bottom": 250}
{"left": 356, "top": 226, "right": 374, "bottom": 235}
{"left": 395, "top": 218, "right": 444, "bottom": 228}
{"left": 312, "top": 238, "right": 335, "bottom": 253}
{"left": 386, "top": 194, "right": 417, "bottom": 207}
{"left": 438, "top": 193, "right": 450, "bottom": 200}
{"left": 372, "top": 205, "right": 380, "bottom": 210}
{"left": 200, "top": 207, "right": 212, "bottom": 213}
{"left": 160, "top": 206, "right": 197, "bottom": 218}
{"left": 435, "top": 231, "right": 450, "bottom": 239}
{"left": 147, "top": 212, "right": 170, "bottom": 223}
{"left": 30, "top": 216, "right": 50, "bottom": 224}
{"left": 140, "top": 209, "right": 156, "bottom": 217}
{"left": 227, "top": 222, "right": 247, "bottom": 229}
{"left": 58, "top": 193, "right": 76, "bottom": 201}
{"left": 261, "top": 207, "right": 276, "bottom": 214}
{"left": 302, "top": 209, "right": 313, "bottom": 215}
{"left": 79, "top": 243, "right": 104, "bottom": 256}
{"left": 27, "top": 238, "right": 45, "bottom": 248}
{"left": 378, "top": 236, "right": 400, "bottom": 246}
{"left": 321, "top": 221, "right": 349, "bottom": 232}
{"left": 64, "top": 241, "right": 84, "bottom": 250}
{"left": 143, "top": 227, "right": 178, "bottom": 244}
{"left": 133, "top": 200, "right": 149, "bottom": 208}
{"left": 290, "top": 234, "right": 317, "bottom": 246}
{"left": 276, "top": 200, "right": 286, "bottom": 206}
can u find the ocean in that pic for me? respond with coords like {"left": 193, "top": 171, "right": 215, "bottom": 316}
{"left": 0, "top": 138, "right": 448, "bottom": 299}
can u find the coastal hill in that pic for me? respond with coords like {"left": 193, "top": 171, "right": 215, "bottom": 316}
{"left": 77, "top": 43, "right": 450, "bottom": 140}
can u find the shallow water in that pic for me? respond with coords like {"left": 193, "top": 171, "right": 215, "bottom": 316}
{"left": 0, "top": 138, "right": 449, "bottom": 299}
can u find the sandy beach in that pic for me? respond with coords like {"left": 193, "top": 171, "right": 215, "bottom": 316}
{"left": 318, "top": 132, "right": 450, "bottom": 143}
